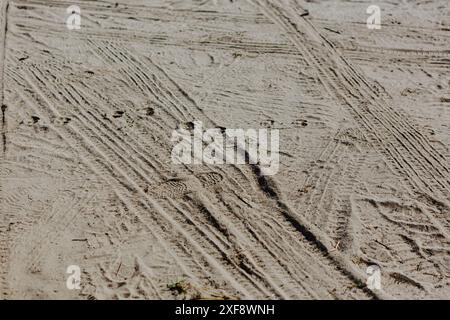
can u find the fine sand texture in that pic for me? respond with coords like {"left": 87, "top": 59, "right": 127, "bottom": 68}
{"left": 0, "top": 0, "right": 449, "bottom": 299}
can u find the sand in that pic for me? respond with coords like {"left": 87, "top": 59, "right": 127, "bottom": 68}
{"left": 0, "top": 0, "right": 449, "bottom": 299}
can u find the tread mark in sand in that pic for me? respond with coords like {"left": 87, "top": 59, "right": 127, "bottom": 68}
{"left": 196, "top": 171, "right": 224, "bottom": 187}
{"left": 151, "top": 179, "right": 188, "bottom": 199}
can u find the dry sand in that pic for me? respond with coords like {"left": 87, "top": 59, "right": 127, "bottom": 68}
{"left": 0, "top": 0, "right": 449, "bottom": 299}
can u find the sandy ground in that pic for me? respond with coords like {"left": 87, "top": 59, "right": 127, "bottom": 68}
{"left": 0, "top": 0, "right": 449, "bottom": 299}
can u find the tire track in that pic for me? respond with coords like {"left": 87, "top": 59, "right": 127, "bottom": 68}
{"left": 8, "top": 38, "right": 373, "bottom": 298}
{"left": 10, "top": 52, "right": 318, "bottom": 298}
{"left": 83, "top": 42, "right": 358, "bottom": 298}
{"left": 7, "top": 68, "right": 258, "bottom": 298}
{"left": 250, "top": 0, "right": 450, "bottom": 239}
{"left": 88, "top": 40, "right": 376, "bottom": 298}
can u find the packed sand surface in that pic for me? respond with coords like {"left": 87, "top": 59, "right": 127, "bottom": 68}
{"left": 0, "top": 0, "right": 449, "bottom": 299}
